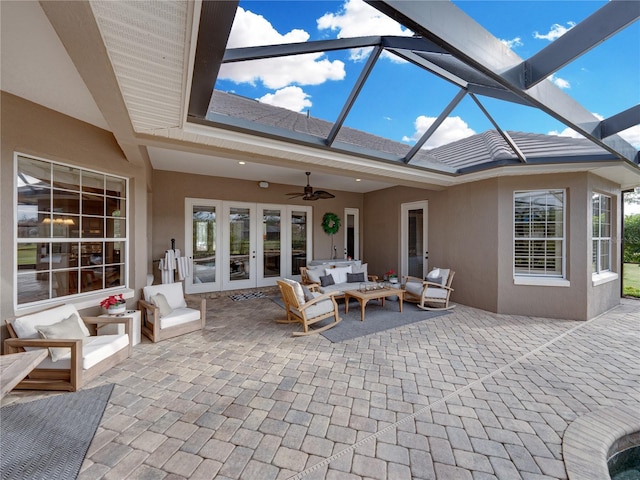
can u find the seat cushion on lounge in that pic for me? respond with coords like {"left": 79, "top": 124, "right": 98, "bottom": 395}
{"left": 351, "top": 263, "right": 368, "bottom": 278}
{"left": 424, "top": 287, "right": 448, "bottom": 299}
{"left": 404, "top": 281, "right": 424, "bottom": 296}
{"left": 146, "top": 307, "right": 201, "bottom": 329}
{"left": 143, "top": 283, "right": 187, "bottom": 310}
{"left": 306, "top": 267, "right": 325, "bottom": 284}
{"left": 37, "top": 334, "right": 130, "bottom": 370}
{"left": 35, "top": 313, "right": 89, "bottom": 362}
{"left": 319, "top": 281, "right": 378, "bottom": 296}
{"left": 12, "top": 304, "right": 90, "bottom": 339}
{"left": 293, "top": 299, "right": 335, "bottom": 318}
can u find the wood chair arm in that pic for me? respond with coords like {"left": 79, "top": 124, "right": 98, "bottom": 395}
{"left": 423, "top": 281, "right": 454, "bottom": 291}
{"left": 404, "top": 275, "right": 424, "bottom": 284}
{"left": 4, "top": 338, "right": 83, "bottom": 350}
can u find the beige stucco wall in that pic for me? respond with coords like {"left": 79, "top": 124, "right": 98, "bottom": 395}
{"left": 0, "top": 92, "right": 150, "bottom": 330}
{"left": 151, "top": 169, "right": 364, "bottom": 279}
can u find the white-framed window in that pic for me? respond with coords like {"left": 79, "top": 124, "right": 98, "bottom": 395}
{"left": 15, "top": 153, "right": 128, "bottom": 307}
{"left": 592, "top": 193, "right": 611, "bottom": 274}
{"left": 514, "top": 189, "right": 565, "bottom": 281}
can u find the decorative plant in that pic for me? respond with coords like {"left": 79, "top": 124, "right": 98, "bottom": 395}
{"left": 322, "top": 212, "right": 341, "bottom": 259}
{"left": 385, "top": 270, "right": 398, "bottom": 281}
{"left": 100, "top": 294, "right": 125, "bottom": 310}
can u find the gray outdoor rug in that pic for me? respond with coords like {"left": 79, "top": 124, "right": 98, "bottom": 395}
{"left": 1, "top": 384, "right": 114, "bottom": 480}
{"left": 268, "top": 296, "right": 450, "bottom": 342}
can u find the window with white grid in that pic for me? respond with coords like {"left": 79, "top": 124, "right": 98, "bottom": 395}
{"left": 592, "top": 193, "right": 611, "bottom": 274}
{"left": 514, "top": 190, "right": 565, "bottom": 278}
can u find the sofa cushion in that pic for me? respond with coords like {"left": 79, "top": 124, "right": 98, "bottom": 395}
{"left": 326, "top": 266, "right": 352, "bottom": 284}
{"left": 351, "top": 263, "right": 368, "bottom": 278}
{"left": 12, "top": 304, "right": 90, "bottom": 340}
{"left": 143, "top": 283, "right": 187, "bottom": 310}
{"left": 150, "top": 293, "right": 173, "bottom": 317}
{"left": 37, "top": 334, "right": 129, "bottom": 371}
{"left": 319, "top": 274, "right": 335, "bottom": 287}
{"left": 146, "top": 307, "right": 201, "bottom": 329}
{"left": 35, "top": 313, "right": 89, "bottom": 362}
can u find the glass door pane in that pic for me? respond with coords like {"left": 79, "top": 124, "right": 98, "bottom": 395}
{"left": 185, "top": 199, "right": 220, "bottom": 294}
{"left": 224, "top": 202, "right": 256, "bottom": 290}
{"left": 261, "top": 207, "right": 282, "bottom": 281}
{"left": 402, "top": 201, "right": 428, "bottom": 279}
{"left": 290, "top": 209, "right": 309, "bottom": 277}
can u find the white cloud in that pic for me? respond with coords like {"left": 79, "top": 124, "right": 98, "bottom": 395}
{"left": 402, "top": 116, "right": 476, "bottom": 149}
{"left": 317, "top": 0, "right": 413, "bottom": 62}
{"left": 549, "top": 74, "right": 571, "bottom": 89}
{"left": 534, "top": 22, "right": 576, "bottom": 41}
{"left": 619, "top": 125, "right": 640, "bottom": 149}
{"left": 219, "top": 7, "right": 346, "bottom": 89}
{"left": 258, "top": 86, "right": 312, "bottom": 112}
{"left": 500, "top": 37, "right": 523, "bottom": 49}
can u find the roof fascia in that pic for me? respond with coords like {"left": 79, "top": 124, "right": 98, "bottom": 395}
{"left": 368, "top": 0, "right": 639, "bottom": 164}
{"left": 521, "top": 1, "right": 640, "bottom": 88}
{"left": 456, "top": 154, "right": 619, "bottom": 175}
{"left": 191, "top": 114, "right": 458, "bottom": 175}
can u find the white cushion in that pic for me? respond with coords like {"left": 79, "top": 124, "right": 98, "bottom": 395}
{"left": 306, "top": 267, "right": 324, "bottom": 284}
{"left": 35, "top": 313, "right": 89, "bottom": 362}
{"left": 427, "top": 268, "right": 449, "bottom": 286}
{"left": 282, "top": 278, "right": 306, "bottom": 305}
{"left": 147, "top": 307, "right": 201, "bottom": 329}
{"left": 424, "top": 287, "right": 448, "bottom": 299}
{"left": 12, "top": 304, "right": 90, "bottom": 339}
{"left": 293, "top": 299, "right": 335, "bottom": 318}
{"left": 351, "top": 263, "right": 368, "bottom": 278}
{"left": 150, "top": 293, "right": 173, "bottom": 317}
{"left": 319, "top": 281, "right": 377, "bottom": 295}
{"left": 404, "top": 281, "right": 424, "bottom": 296}
{"left": 326, "top": 266, "right": 352, "bottom": 284}
{"left": 143, "top": 283, "right": 187, "bottom": 310}
{"left": 36, "top": 334, "right": 129, "bottom": 370}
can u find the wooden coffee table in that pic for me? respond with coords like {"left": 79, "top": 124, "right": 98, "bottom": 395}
{"left": 0, "top": 349, "right": 48, "bottom": 398}
{"left": 344, "top": 287, "right": 404, "bottom": 321}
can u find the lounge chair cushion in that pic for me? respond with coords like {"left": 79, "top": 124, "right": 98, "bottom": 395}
{"left": 427, "top": 268, "right": 449, "bottom": 286}
{"left": 282, "top": 278, "right": 306, "bottom": 305}
{"left": 35, "top": 313, "right": 89, "bottom": 362}
{"left": 292, "top": 299, "right": 335, "bottom": 319}
{"left": 424, "top": 287, "right": 449, "bottom": 299}
{"left": 404, "top": 281, "right": 424, "bottom": 297}
{"left": 146, "top": 307, "right": 201, "bottom": 329}
{"left": 11, "top": 304, "right": 91, "bottom": 340}
{"left": 37, "top": 334, "right": 130, "bottom": 370}
{"left": 143, "top": 283, "right": 187, "bottom": 310}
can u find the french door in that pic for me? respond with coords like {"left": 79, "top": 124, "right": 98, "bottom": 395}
{"left": 401, "top": 201, "right": 428, "bottom": 279}
{"left": 185, "top": 199, "right": 311, "bottom": 293}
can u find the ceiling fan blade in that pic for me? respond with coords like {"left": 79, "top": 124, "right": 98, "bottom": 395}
{"left": 303, "top": 194, "right": 319, "bottom": 201}
{"left": 286, "top": 192, "right": 304, "bottom": 197}
{"left": 314, "top": 190, "right": 335, "bottom": 199}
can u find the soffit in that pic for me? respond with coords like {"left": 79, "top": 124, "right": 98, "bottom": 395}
{"left": 89, "top": 0, "right": 191, "bottom": 133}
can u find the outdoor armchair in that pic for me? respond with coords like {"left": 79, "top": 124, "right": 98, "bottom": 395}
{"left": 404, "top": 268, "right": 456, "bottom": 311}
{"left": 276, "top": 279, "right": 341, "bottom": 336}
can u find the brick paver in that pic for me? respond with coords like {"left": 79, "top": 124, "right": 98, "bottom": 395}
{"left": 3, "top": 292, "right": 639, "bottom": 479}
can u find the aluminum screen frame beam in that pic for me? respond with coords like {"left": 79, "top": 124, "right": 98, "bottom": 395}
{"left": 367, "top": 0, "right": 638, "bottom": 164}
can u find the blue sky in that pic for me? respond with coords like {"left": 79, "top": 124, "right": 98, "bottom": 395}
{"left": 213, "top": 0, "right": 640, "bottom": 150}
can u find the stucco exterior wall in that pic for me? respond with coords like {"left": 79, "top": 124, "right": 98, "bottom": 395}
{"left": 151, "top": 169, "right": 364, "bottom": 275}
{"left": 0, "top": 92, "right": 150, "bottom": 327}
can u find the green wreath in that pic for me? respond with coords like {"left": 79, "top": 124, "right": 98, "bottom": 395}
{"left": 322, "top": 212, "right": 341, "bottom": 235}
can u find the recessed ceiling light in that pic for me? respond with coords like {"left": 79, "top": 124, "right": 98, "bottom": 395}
{"left": 239, "top": 161, "right": 245, "bottom": 165}
{"left": 355, "top": 178, "right": 361, "bottom": 182}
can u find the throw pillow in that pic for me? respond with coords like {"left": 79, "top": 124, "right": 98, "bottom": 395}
{"left": 319, "top": 274, "right": 335, "bottom": 287}
{"left": 283, "top": 278, "right": 306, "bottom": 305}
{"left": 35, "top": 313, "right": 88, "bottom": 362}
{"left": 326, "top": 266, "right": 352, "bottom": 284}
{"left": 151, "top": 293, "right": 173, "bottom": 317}
{"left": 351, "top": 263, "right": 368, "bottom": 279}
{"left": 306, "top": 267, "right": 323, "bottom": 284}
{"left": 302, "top": 285, "right": 315, "bottom": 302}
{"left": 346, "top": 272, "right": 365, "bottom": 283}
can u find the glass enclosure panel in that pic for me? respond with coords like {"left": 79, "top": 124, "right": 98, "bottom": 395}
{"left": 229, "top": 207, "right": 250, "bottom": 281}
{"left": 17, "top": 271, "right": 50, "bottom": 304}
{"left": 52, "top": 164, "right": 81, "bottom": 191}
{"left": 82, "top": 170, "right": 105, "bottom": 194}
{"left": 263, "top": 209, "right": 281, "bottom": 278}
{"left": 193, "top": 205, "right": 217, "bottom": 284}
{"left": 291, "top": 211, "right": 307, "bottom": 276}
{"left": 408, "top": 208, "right": 424, "bottom": 278}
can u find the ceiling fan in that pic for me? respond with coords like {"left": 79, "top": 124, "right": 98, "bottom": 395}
{"left": 286, "top": 172, "right": 335, "bottom": 201}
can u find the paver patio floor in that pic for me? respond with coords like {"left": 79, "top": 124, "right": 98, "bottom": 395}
{"left": 3, "top": 295, "right": 639, "bottom": 479}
